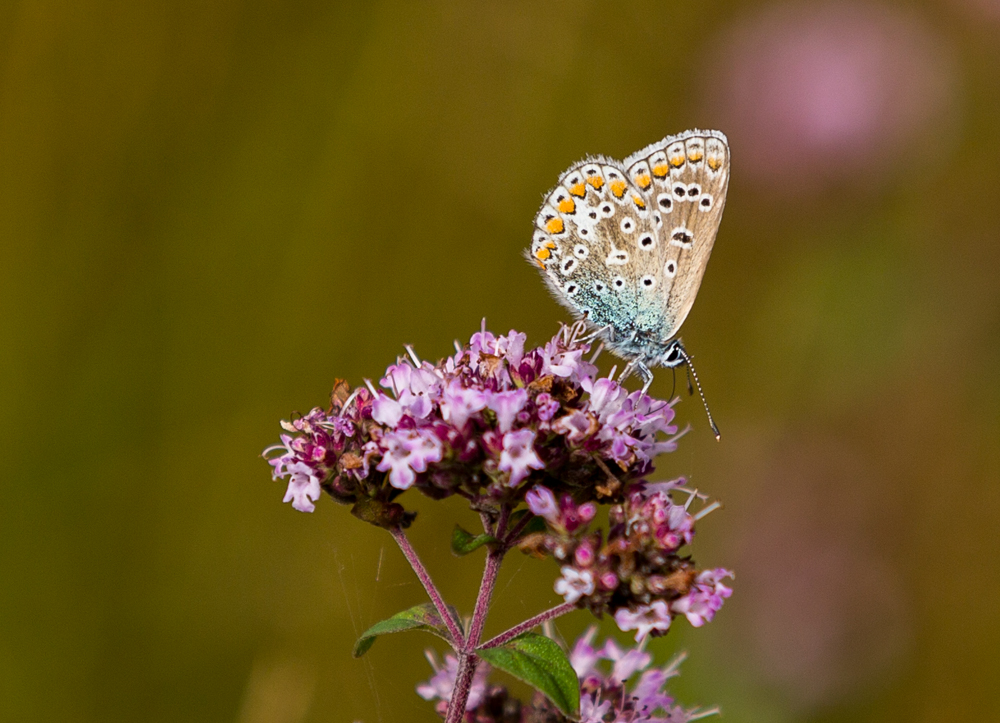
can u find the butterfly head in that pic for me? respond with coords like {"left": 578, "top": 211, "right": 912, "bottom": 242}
{"left": 656, "top": 339, "right": 687, "bottom": 369}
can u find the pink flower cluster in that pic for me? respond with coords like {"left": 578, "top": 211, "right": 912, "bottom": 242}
{"left": 415, "top": 628, "right": 718, "bottom": 722}
{"left": 569, "top": 628, "right": 719, "bottom": 723}
{"left": 416, "top": 650, "right": 492, "bottom": 717}
{"left": 524, "top": 480, "right": 732, "bottom": 640}
{"left": 264, "top": 323, "right": 686, "bottom": 522}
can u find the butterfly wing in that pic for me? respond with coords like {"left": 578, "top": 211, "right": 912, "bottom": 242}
{"left": 528, "top": 158, "right": 658, "bottom": 338}
{"left": 527, "top": 130, "right": 729, "bottom": 361}
{"left": 625, "top": 130, "right": 730, "bottom": 342}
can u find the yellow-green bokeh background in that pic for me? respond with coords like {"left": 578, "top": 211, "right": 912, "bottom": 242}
{"left": 2, "top": 1, "right": 998, "bottom": 721}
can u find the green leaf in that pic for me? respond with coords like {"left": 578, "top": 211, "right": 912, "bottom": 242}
{"left": 352, "top": 603, "right": 455, "bottom": 658}
{"left": 451, "top": 524, "right": 497, "bottom": 556}
{"left": 509, "top": 510, "right": 549, "bottom": 536}
{"left": 477, "top": 633, "right": 579, "bottom": 716}
{"left": 521, "top": 516, "right": 549, "bottom": 535}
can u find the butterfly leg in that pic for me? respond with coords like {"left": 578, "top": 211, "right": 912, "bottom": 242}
{"left": 581, "top": 324, "right": 614, "bottom": 345}
{"left": 618, "top": 359, "right": 655, "bottom": 392}
{"left": 617, "top": 359, "right": 637, "bottom": 384}
{"left": 636, "top": 361, "right": 655, "bottom": 394}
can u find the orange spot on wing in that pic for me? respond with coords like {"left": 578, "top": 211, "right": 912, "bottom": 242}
{"left": 652, "top": 164, "right": 670, "bottom": 177}
{"left": 557, "top": 198, "right": 576, "bottom": 214}
{"left": 586, "top": 175, "right": 604, "bottom": 190}
{"left": 632, "top": 195, "right": 646, "bottom": 209}
{"left": 707, "top": 157, "right": 722, "bottom": 171}
{"left": 569, "top": 182, "right": 586, "bottom": 197}
{"left": 545, "top": 218, "right": 565, "bottom": 234}
{"left": 610, "top": 179, "right": 627, "bottom": 198}
{"left": 535, "top": 246, "right": 551, "bottom": 261}
{"left": 687, "top": 150, "right": 703, "bottom": 162}
{"left": 635, "top": 173, "right": 651, "bottom": 189}
{"left": 669, "top": 154, "right": 685, "bottom": 168}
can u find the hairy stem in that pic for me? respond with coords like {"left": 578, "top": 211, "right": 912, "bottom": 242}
{"left": 388, "top": 526, "right": 464, "bottom": 647}
{"left": 444, "top": 654, "right": 479, "bottom": 723}
{"left": 478, "top": 601, "right": 577, "bottom": 650}
{"left": 466, "top": 546, "right": 504, "bottom": 649}
{"left": 503, "top": 509, "right": 535, "bottom": 545}
{"left": 444, "top": 505, "right": 510, "bottom": 720}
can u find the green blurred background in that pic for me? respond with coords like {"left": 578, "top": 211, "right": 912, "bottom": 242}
{"left": 2, "top": 1, "right": 998, "bottom": 721}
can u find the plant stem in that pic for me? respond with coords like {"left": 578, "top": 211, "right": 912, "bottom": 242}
{"left": 444, "top": 653, "right": 479, "bottom": 723}
{"left": 478, "top": 601, "right": 578, "bottom": 650}
{"left": 388, "top": 526, "right": 464, "bottom": 647}
{"left": 503, "top": 509, "right": 535, "bottom": 544}
{"left": 444, "top": 505, "right": 510, "bottom": 721}
{"left": 466, "top": 545, "right": 504, "bottom": 648}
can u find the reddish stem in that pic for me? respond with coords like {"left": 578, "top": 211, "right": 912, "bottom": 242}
{"left": 478, "top": 601, "right": 577, "bottom": 650}
{"left": 389, "top": 526, "right": 464, "bottom": 648}
{"left": 444, "top": 506, "right": 510, "bottom": 721}
{"left": 503, "top": 510, "right": 535, "bottom": 545}
{"left": 444, "top": 653, "right": 479, "bottom": 723}
{"left": 466, "top": 546, "right": 504, "bottom": 648}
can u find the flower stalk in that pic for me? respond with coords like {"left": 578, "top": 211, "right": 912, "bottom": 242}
{"left": 389, "top": 526, "right": 464, "bottom": 646}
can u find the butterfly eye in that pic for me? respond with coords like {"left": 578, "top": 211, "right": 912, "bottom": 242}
{"left": 563, "top": 282, "right": 579, "bottom": 296}
{"left": 664, "top": 260, "right": 677, "bottom": 278}
{"left": 638, "top": 234, "right": 655, "bottom": 250}
{"left": 687, "top": 184, "right": 701, "bottom": 198}
{"left": 619, "top": 218, "right": 635, "bottom": 234}
{"left": 640, "top": 275, "right": 657, "bottom": 289}
{"left": 593, "top": 281, "right": 606, "bottom": 293}
{"left": 613, "top": 276, "right": 626, "bottom": 289}
{"left": 672, "top": 184, "right": 687, "bottom": 200}
{"left": 560, "top": 257, "right": 578, "bottom": 275}
{"left": 698, "top": 194, "right": 714, "bottom": 211}
{"left": 573, "top": 244, "right": 589, "bottom": 259}
{"left": 657, "top": 193, "right": 673, "bottom": 211}
{"left": 599, "top": 204, "right": 615, "bottom": 218}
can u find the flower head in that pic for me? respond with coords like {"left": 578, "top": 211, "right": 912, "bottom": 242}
{"left": 615, "top": 601, "right": 672, "bottom": 642}
{"left": 671, "top": 568, "right": 735, "bottom": 628}
{"left": 519, "top": 477, "right": 732, "bottom": 636}
{"left": 264, "top": 323, "right": 686, "bottom": 525}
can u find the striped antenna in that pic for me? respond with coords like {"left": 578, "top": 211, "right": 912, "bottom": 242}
{"left": 676, "top": 345, "right": 721, "bottom": 441}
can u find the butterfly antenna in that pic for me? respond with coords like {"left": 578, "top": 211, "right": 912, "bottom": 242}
{"left": 676, "top": 346, "right": 721, "bottom": 440}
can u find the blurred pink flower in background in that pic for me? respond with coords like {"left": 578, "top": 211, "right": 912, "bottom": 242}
{"left": 731, "top": 438, "right": 911, "bottom": 711}
{"left": 707, "top": 2, "right": 958, "bottom": 193}
{"left": 952, "top": 0, "right": 1000, "bottom": 22}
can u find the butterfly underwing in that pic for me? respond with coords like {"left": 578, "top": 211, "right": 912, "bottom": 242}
{"left": 527, "top": 129, "right": 729, "bottom": 436}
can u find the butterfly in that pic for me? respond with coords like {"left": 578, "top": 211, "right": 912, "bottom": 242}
{"left": 526, "top": 129, "right": 729, "bottom": 438}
